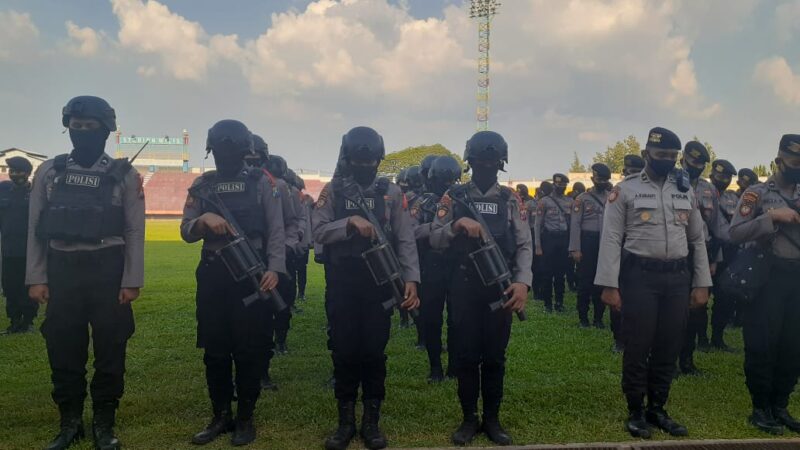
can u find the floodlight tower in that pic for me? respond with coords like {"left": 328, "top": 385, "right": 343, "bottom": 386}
{"left": 470, "top": 0, "right": 500, "bottom": 131}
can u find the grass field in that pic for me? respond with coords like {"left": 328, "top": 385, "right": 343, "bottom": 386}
{"left": 0, "top": 219, "right": 797, "bottom": 449}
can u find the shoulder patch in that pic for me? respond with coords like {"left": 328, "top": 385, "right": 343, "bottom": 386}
{"left": 739, "top": 190, "right": 758, "bottom": 216}
{"left": 437, "top": 193, "right": 451, "bottom": 218}
{"left": 608, "top": 186, "right": 620, "bottom": 203}
{"left": 573, "top": 199, "right": 581, "bottom": 213}
{"left": 316, "top": 185, "right": 330, "bottom": 209}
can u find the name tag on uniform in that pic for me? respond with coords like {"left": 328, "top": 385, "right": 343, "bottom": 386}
{"left": 346, "top": 198, "right": 374, "bottom": 210}
{"left": 65, "top": 173, "right": 100, "bottom": 188}
{"left": 475, "top": 202, "right": 498, "bottom": 215}
{"left": 214, "top": 182, "right": 246, "bottom": 193}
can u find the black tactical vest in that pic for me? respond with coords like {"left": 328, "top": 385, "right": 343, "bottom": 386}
{"left": 414, "top": 192, "right": 440, "bottom": 254}
{"left": 328, "top": 177, "right": 389, "bottom": 262}
{"left": 0, "top": 182, "right": 30, "bottom": 257}
{"left": 450, "top": 184, "right": 516, "bottom": 263}
{"left": 199, "top": 169, "right": 266, "bottom": 240}
{"left": 37, "top": 154, "right": 129, "bottom": 243}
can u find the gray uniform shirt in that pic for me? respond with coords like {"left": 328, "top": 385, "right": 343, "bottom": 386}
{"left": 534, "top": 193, "right": 573, "bottom": 250}
{"left": 181, "top": 171, "right": 287, "bottom": 275}
{"left": 429, "top": 182, "right": 533, "bottom": 286}
{"left": 716, "top": 189, "right": 738, "bottom": 243}
{"left": 287, "top": 184, "right": 307, "bottom": 254}
{"left": 299, "top": 195, "right": 314, "bottom": 250}
{"left": 26, "top": 154, "right": 146, "bottom": 288}
{"left": 312, "top": 178, "right": 420, "bottom": 283}
{"left": 594, "top": 170, "right": 712, "bottom": 289}
{"left": 729, "top": 177, "right": 800, "bottom": 260}
{"left": 569, "top": 187, "right": 609, "bottom": 252}
{"left": 525, "top": 198, "right": 537, "bottom": 229}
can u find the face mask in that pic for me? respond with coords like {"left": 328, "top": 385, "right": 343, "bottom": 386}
{"left": 712, "top": 178, "right": 731, "bottom": 192}
{"left": 214, "top": 152, "right": 244, "bottom": 178}
{"left": 594, "top": 181, "right": 611, "bottom": 191}
{"left": 69, "top": 128, "right": 109, "bottom": 168}
{"left": 351, "top": 165, "right": 377, "bottom": 186}
{"left": 780, "top": 162, "right": 800, "bottom": 184}
{"left": 647, "top": 154, "right": 676, "bottom": 177}
{"left": 470, "top": 165, "right": 497, "bottom": 191}
{"left": 685, "top": 165, "right": 704, "bottom": 179}
{"left": 10, "top": 173, "right": 28, "bottom": 186}
{"left": 430, "top": 180, "right": 453, "bottom": 196}
{"left": 554, "top": 186, "right": 566, "bottom": 195}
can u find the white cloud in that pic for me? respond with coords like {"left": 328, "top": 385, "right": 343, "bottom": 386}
{"left": 754, "top": 56, "right": 800, "bottom": 105}
{"left": 776, "top": 0, "right": 800, "bottom": 41}
{"left": 0, "top": 10, "right": 39, "bottom": 61}
{"left": 578, "top": 131, "right": 612, "bottom": 142}
{"left": 136, "top": 65, "right": 157, "bottom": 77}
{"left": 111, "top": 0, "right": 212, "bottom": 80}
{"left": 65, "top": 20, "right": 102, "bottom": 56}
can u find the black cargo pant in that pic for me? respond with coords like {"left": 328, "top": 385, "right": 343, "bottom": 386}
{"left": 710, "top": 245, "right": 738, "bottom": 343}
{"left": 3, "top": 256, "right": 38, "bottom": 325}
{"left": 449, "top": 263, "right": 512, "bottom": 415}
{"left": 327, "top": 259, "right": 392, "bottom": 402}
{"left": 295, "top": 249, "right": 309, "bottom": 298}
{"left": 43, "top": 247, "right": 133, "bottom": 409}
{"left": 274, "top": 248, "right": 297, "bottom": 345}
{"left": 419, "top": 253, "right": 453, "bottom": 373}
{"left": 195, "top": 253, "right": 272, "bottom": 417}
{"left": 541, "top": 230, "right": 569, "bottom": 308}
{"left": 620, "top": 258, "right": 689, "bottom": 408}
{"left": 576, "top": 231, "right": 604, "bottom": 324}
{"left": 743, "top": 261, "right": 800, "bottom": 410}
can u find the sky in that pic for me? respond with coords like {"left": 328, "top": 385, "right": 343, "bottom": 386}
{"left": 2, "top": 0, "right": 800, "bottom": 179}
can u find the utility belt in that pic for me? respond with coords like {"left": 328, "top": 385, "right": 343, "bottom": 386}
{"left": 543, "top": 230, "right": 569, "bottom": 238}
{"left": 580, "top": 230, "right": 600, "bottom": 238}
{"left": 629, "top": 254, "right": 688, "bottom": 272}
{"left": 48, "top": 245, "right": 124, "bottom": 265}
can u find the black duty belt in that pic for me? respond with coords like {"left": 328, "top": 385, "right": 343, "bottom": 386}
{"left": 580, "top": 230, "right": 600, "bottom": 237}
{"left": 48, "top": 245, "right": 124, "bottom": 264}
{"left": 543, "top": 230, "right": 568, "bottom": 237}
{"left": 631, "top": 255, "right": 688, "bottom": 272}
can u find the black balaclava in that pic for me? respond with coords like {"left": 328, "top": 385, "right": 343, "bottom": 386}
{"left": 778, "top": 158, "right": 800, "bottom": 184}
{"left": 70, "top": 128, "right": 109, "bottom": 168}
{"left": 469, "top": 159, "right": 498, "bottom": 192}
{"left": 351, "top": 163, "right": 378, "bottom": 186}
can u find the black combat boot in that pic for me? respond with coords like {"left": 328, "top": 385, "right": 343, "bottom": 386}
{"left": 231, "top": 398, "right": 257, "bottom": 446}
{"left": 360, "top": 399, "right": 387, "bottom": 450}
{"left": 191, "top": 402, "right": 233, "bottom": 445}
{"left": 451, "top": 406, "right": 480, "bottom": 446}
{"left": 3, "top": 317, "right": 20, "bottom": 334}
{"left": 260, "top": 373, "right": 278, "bottom": 391}
{"left": 773, "top": 407, "right": 800, "bottom": 433}
{"left": 46, "top": 402, "right": 85, "bottom": 450}
{"left": 579, "top": 316, "right": 591, "bottom": 328}
{"left": 482, "top": 404, "right": 512, "bottom": 446}
{"left": 697, "top": 336, "right": 710, "bottom": 352}
{"left": 324, "top": 401, "right": 356, "bottom": 450}
{"left": 679, "top": 355, "right": 702, "bottom": 376}
{"left": 92, "top": 402, "right": 120, "bottom": 450}
{"left": 750, "top": 408, "right": 783, "bottom": 435}
{"left": 625, "top": 395, "right": 651, "bottom": 439}
{"left": 428, "top": 363, "right": 445, "bottom": 384}
{"left": 276, "top": 341, "right": 288, "bottom": 355}
{"left": 645, "top": 403, "right": 688, "bottom": 436}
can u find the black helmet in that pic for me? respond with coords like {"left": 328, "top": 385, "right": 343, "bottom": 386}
{"left": 252, "top": 134, "right": 269, "bottom": 159}
{"left": 464, "top": 131, "right": 508, "bottom": 163}
{"left": 62, "top": 95, "right": 117, "bottom": 131}
{"left": 429, "top": 155, "right": 462, "bottom": 183}
{"left": 294, "top": 172, "right": 306, "bottom": 190}
{"left": 206, "top": 120, "right": 254, "bottom": 157}
{"left": 267, "top": 155, "right": 288, "bottom": 179}
{"left": 6, "top": 156, "right": 33, "bottom": 173}
{"left": 341, "top": 126, "right": 385, "bottom": 162}
{"left": 396, "top": 168, "right": 408, "bottom": 184}
{"left": 286, "top": 168, "right": 300, "bottom": 189}
{"left": 405, "top": 165, "right": 423, "bottom": 191}
{"left": 420, "top": 155, "right": 438, "bottom": 177}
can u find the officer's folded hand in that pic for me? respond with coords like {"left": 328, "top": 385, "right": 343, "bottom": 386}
{"left": 347, "top": 216, "right": 376, "bottom": 239}
{"left": 503, "top": 282, "right": 528, "bottom": 312}
{"left": 690, "top": 287, "right": 710, "bottom": 309}
{"left": 118, "top": 288, "right": 140, "bottom": 304}
{"left": 768, "top": 207, "right": 800, "bottom": 224}
{"left": 260, "top": 271, "right": 279, "bottom": 292}
{"left": 199, "top": 212, "right": 236, "bottom": 236}
{"left": 401, "top": 282, "right": 420, "bottom": 310}
{"left": 453, "top": 217, "right": 483, "bottom": 239}
{"left": 535, "top": 247, "right": 543, "bottom": 257}
{"left": 601, "top": 287, "right": 622, "bottom": 312}
{"left": 29, "top": 284, "right": 49, "bottom": 305}
{"left": 570, "top": 250, "right": 582, "bottom": 263}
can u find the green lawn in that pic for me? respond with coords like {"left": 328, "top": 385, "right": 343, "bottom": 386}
{"left": 0, "top": 219, "right": 796, "bottom": 449}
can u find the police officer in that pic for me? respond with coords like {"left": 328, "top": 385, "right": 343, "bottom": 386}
{"left": 399, "top": 165, "right": 424, "bottom": 330}
{"left": 430, "top": 131, "right": 531, "bottom": 446}
{"left": 729, "top": 134, "right": 800, "bottom": 435}
{"left": 182, "top": 120, "right": 285, "bottom": 446}
{"left": 623, "top": 154, "right": 646, "bottom": 177}
{"left": 534, "top": 173, "right": 573, "bottom": 312}
{"left": 396, "top": 168, "right": 410, "bottom": 194}
{"left": 411, "top": 155, "right": 460, "bottom": 382}
{"left": 595, "top": 127, "right": 711, "bottom": 439}
{"left": 678, "top": 141, "right": 718, "bottom": 374}
{"left": 313, "top": 126, "right": 419, "bottom": 450}
{"left": 27, "top": 96, "right": 145, "bottom": 450}
{"left": 284, "top": 167, "right": 308, "bottom": 314}
{"left": 296, "top": 188, "right": 314, "bottom": 302}
{"left": 737, "top": 168, "right": 759, "bottom": 195}
{"left": 570, "top": 163, "right": 612, "bottom": 328}
{"left": 0, "top": 156, "right": 36, "bottom": 334}
{"left": 709, "top": 159, "right": 738, "bottom": 351}
{"left": 531, "top": 181, "right": 552, "bottom": 301}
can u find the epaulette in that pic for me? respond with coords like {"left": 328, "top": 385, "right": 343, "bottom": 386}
{"left": 53, "top": 154, "right": 70, "bottom": 173}
{"left": 107, "top": 158, "right": 133, "bottom": 183}
{"left": 499, "top": 185, "right": 513, "bottom": 201}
